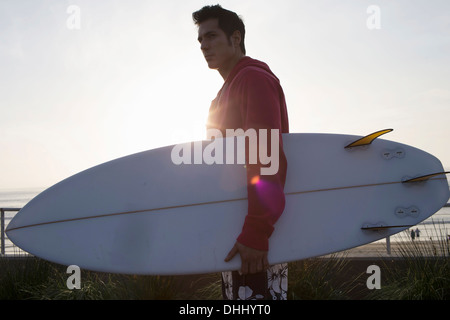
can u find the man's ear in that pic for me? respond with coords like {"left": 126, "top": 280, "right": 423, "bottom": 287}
{"left": 231, "top": 30, "right": 242, "bottom": 49}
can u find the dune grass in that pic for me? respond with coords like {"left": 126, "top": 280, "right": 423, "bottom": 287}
{"left": 368, "top": 220, "right": 450, "bottom": 300}
{"left": 0, "top": 255, "right": 359, "bottom": 300}
{"left": 0, "top": 256, "right": 183, "bottom": 300}
{"left": 1, "top": 221, "right": 449, "bottom": 300}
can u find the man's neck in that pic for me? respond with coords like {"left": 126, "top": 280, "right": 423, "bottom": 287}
{"left": 218, "top": 53, "right": 246, "bottom": 81}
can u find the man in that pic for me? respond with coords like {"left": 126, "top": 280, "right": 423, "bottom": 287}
{"left": 192, "top": 5, "right": 289, "bottom": 300}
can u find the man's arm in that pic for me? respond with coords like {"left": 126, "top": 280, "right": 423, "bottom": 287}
{"left": 224, "top": 69, "right": 288, "bottom": 274}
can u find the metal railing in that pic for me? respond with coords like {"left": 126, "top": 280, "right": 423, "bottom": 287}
{"left": 0, "top": 208, "right": 21, "bottom": 255}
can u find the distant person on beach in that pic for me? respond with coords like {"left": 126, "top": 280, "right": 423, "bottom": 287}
{"left": 411, "top": 229, "right": 416, "bottom": 240}
{"left": 192, "top": 5, "right": 289, "bottom": 300}
{"left": 415, "top": 228, "right": 421, "bottom": 239}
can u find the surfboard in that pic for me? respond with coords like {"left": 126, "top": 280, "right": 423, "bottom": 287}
{"left": 6, "top": 131, "right": 450, "bottom": 275}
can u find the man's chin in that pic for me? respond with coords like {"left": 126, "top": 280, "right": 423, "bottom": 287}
{"left": 206, "top": 61, "right": 219, "bottom": 70}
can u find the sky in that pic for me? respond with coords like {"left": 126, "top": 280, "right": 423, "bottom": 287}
{"left": 1, "top": 0, "right": 449, "bottom": 189}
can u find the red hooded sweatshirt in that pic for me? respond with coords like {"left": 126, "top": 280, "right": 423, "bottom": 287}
{"left": 207, "top": 56, "right": 289, "bottom": 251}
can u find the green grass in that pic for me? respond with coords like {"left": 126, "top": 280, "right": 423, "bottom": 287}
{"left": 0, "top": 257, "right": 184, "bottom": 300}
{"left": 1, "top": 221, "right": 449, "bottom": 300}
{"left": 0, "top": 255, "right": 360, "bottom": 300}
{"left": 288, "top": 253, "right": 362, "bottom": 300}
{"left": 369, "top": 220, "right": 450, "bottom": 300}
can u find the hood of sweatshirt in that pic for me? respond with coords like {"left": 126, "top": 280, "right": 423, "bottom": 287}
{"left": 225, "top": 56, "right": 280, "bottom": 85}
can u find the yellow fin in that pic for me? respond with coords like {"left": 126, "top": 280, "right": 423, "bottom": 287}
{"left": 402, "top": 171, "right": 450, "bottom": 183}
{"left": 345, "top": 129, "right": 393, "bottom": 149}
{"left": 361, "top": 224, "right": 413, "bottom": 230}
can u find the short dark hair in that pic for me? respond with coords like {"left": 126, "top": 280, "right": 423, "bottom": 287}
{"left": 192, "top": 4, "right": 246, "bottom": 55}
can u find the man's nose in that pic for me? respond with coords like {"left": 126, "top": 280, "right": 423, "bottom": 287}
{"left": 200, "top": 40, "right": 209, "bottom": 52}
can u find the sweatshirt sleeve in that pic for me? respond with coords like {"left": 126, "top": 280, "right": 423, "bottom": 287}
{"left": 234, "top": 69, "right": 288, "bottom": 251}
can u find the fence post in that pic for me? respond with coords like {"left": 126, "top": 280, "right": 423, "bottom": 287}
{"left": 1, "top": 208, "right": 4, "bottom": 255}
{"left": 386, "top": 235, "right": 391, "bottom": 255}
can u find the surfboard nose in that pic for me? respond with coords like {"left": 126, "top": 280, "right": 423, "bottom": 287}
{"left": 5, "top": 207, "right": 32, "bottom": 245}
{"left": 5, "top": 211, "right": 21, "bottom": 239}
{"left": 5, "top": 212, "right": 18, "bottom": 234}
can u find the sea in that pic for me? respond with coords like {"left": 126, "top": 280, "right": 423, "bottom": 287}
{"left": 0, "top": 187, "right": 449, "bottom": 256}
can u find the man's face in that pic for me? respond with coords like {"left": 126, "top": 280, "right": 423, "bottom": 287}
{"left": 197, "top": 18, "right": 236, "bottom": 70}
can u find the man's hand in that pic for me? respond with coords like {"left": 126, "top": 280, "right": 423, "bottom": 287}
{"left": 224, "top": 241, "right": 269, "bottom": 275}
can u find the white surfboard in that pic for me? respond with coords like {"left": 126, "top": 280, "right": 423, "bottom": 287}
{"left": 6, "top": 131, "right": 450, "bottom": 275}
